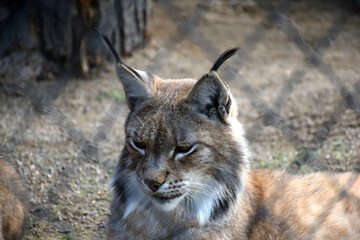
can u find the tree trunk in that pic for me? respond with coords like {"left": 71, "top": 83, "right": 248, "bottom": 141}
{"left": 0, "top": 0, "right": 152, "bottom": 81}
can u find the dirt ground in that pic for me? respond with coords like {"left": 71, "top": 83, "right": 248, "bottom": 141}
{"left": 1, "top": 1, "right": 360, "bottom": 239}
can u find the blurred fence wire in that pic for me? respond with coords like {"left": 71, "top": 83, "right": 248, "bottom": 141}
{"left": 1, "top": 0, "right": 360, "bottom": 238}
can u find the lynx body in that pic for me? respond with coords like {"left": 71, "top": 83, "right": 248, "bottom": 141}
{"left": 102, "top": 37, "right": 360, "bottom": 239}
{"left": 0, "top": 157, "right": 29, "bottom": 240}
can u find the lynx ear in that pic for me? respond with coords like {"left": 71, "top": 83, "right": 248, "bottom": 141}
{"left": 186, "top": 71, "right": 234, "bottom": 122}
{"left": 102, "top": 34, "right": 153, "bottom": 110}
{"left": 185, "top": 48, "right": 238, "bottom": 122}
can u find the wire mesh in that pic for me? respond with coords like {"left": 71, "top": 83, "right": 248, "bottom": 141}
{"left": 0, "top": 0, "right": 360, "bottom": 239}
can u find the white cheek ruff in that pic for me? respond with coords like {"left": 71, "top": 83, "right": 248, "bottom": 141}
{"left": 195, "top": 195, "right": 215, "bottom": 225}
{"left": 184, "top": 178, "right": 229, "bottom": 226}
{"left": 121, "top": 173, "right": 147, "bottom": 219}
{"left": 196, "top": 185, "right": 228, "bottom": 225}
{"left": 228, "top": 118, "right": 250, "bottom": 162}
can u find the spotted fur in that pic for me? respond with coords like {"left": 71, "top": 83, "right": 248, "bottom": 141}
{"left": 104, "top": 36, "right": 360, "bottom": 239}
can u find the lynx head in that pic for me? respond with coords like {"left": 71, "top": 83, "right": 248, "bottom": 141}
{"left": 103, "top": 36, "right": 249, "bottom": 225}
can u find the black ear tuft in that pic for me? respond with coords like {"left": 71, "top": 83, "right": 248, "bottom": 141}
{"left": 210, "top": 48, "right": 238, "bottom": 72}
{"left": 100, "top": 33, "right": 122, "bottom": 64}
{"left": 100, "top": 33, "right": 143, "bottom": 81}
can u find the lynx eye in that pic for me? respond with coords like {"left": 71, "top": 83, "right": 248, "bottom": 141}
{"left": 174, "top": 144, "right": 198, "bottom": 160}
{"left": 129, "top": 139, "right": 146, "bottom": 155}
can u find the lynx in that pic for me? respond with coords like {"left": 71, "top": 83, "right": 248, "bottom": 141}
{"left": 0, "top": 157, "right": 29, "bottom": 240}
{"left": 102, "top": 36, "right": 360, "bottom": 239}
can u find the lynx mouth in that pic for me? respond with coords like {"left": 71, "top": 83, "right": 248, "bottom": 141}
{"left": 149, "top": 192, "right": 185, "bottom": 211}
{"left": 152, "top": 193, "right": 183, "bottom": 203}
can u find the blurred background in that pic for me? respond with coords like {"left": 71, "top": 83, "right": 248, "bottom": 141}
{"left": 1, "top": 0, "right": 360, "bottom": 239}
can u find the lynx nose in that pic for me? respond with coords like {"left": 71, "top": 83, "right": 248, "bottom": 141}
{"left": 144, "top": 179, "right": 163, "bottom": 192}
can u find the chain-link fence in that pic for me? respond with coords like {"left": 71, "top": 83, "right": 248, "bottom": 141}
{"left": 1, "top": 0, "right": 360, "bottom": 239}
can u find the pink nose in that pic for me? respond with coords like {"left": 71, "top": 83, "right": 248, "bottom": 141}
{"left": 144, "top": 179, "right": 162, "bottom": 192}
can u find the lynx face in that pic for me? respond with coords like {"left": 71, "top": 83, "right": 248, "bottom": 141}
{"left": 123, "top": 89, "right": 247, "bottom": 216}
{"left": 114, "top": 72, "right": 249, "bottom": 224}
{"left": 103, "top": 36, "right": 249, "bottom": 225}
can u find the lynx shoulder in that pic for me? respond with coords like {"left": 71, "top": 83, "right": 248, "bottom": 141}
{"left": 0, "top": 157, "right": 29, "bottom": 240}
{"left": 102, "top": 35, "right": 360, "bottom": 240}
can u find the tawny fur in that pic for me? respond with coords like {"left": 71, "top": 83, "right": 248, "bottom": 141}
{"left": 105, "top": 43, "right": 360, "bottom": 240}
{"left": 0, "top": 157, "right": 29, "bottom": 240}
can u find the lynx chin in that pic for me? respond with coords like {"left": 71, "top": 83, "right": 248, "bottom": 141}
{"left": 102, "top": 36, "right": 360, "bottom": 240}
